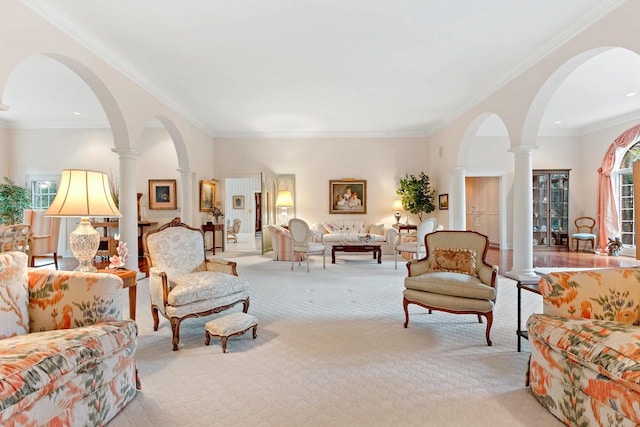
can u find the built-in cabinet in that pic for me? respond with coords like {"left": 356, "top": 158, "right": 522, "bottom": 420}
{"left": 533, "top": 169, "right": 570, "bottom": 250}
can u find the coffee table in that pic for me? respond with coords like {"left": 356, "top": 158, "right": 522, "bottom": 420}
{"left": 331, "top": 244, "right": 382, "bottom": 264}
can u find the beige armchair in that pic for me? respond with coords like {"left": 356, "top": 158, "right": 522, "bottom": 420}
{"left": 403, "top": 230, "right": 498, "bottom": 346}
{"left": 143, "top": 218, "right": 250, "bottom": 351}
{"left": 23, "top": 209, "right": 61, "bottom": 268}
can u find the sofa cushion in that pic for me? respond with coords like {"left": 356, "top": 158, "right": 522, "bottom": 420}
{"left": 427, "top": 248, "right": 477, "bottom": 276}
{"left": 0, "top": 252, "right": 29, "bottom": 338}
{"left": 405, "top": 271, "right": 495, "bottom": 300}
{"left": 527, "top": 314, "right": 640, "bottom": 394}
{"left": 368, "top": 224, "right": 385, "bottom": 236}
{"left": 168, "top": 272, "right": 250, "bottom": 306}
{"left": 0, "top": 320, "right": 137, "bottom": 417}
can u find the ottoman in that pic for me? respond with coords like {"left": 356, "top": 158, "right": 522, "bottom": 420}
{"left": 205, "top": 312, "right": 258, "bottom": 353}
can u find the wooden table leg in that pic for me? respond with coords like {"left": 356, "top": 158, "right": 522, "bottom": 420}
{"left": 128, "top": 285, "right": 137, "bottom": 320}
{"left": 331, "top": 246, "right": 336, "bottom": 264}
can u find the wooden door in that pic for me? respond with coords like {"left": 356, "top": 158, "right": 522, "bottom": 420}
{"left": 255, "top": 193, "right": 262, "bottom": 233}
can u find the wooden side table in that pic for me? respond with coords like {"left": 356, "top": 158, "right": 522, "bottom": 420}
{"left": 516, "top": 279, "right": 541, "bottom": 352}
{"left": 98, "top": 268, "right": 137, "bottom": 320}
{"left": 395, "top": 224, "right": 417, "bottom": 233}
{"left": 202, "top": 223, "right": 225, "bottom": 255}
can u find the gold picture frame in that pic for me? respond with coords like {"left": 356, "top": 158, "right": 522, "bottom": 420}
{"left": 329, "top": 179, "right": 367, "bottom": 214}
{"left": 232, "top": 195, "right": 245, "bottom": 209}
{"left": 149, "top": 179, "right": 177, "bottom": 210}
{"left": 439, "top": 193, "right": 449, "bottom": 210}
{"left": 199, "top": 180, "right": 216, "bottom": 212}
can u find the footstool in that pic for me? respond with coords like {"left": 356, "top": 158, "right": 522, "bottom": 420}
{"left": 205, "top": 312, "right": 258, "bottom": 353}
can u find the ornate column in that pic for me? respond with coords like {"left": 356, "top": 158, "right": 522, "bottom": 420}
{"left": 451, "top": 166, "right": 466, "bottom": 230}
{"left": 507, "top": 145, "right": 537, "bottom": 281}
{"left": 112, "top": 148, "right": 139, "bottom": 271}
{"left": 178, "top": 168, "right": 194, "bottom": 227}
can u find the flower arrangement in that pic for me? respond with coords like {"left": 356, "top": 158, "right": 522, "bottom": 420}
{"left": 607, "top": 237, "right": 622, "bottom": 256}
{"left": 212, "top": 206, "right": 224, "bottom": 222}
{"left": 108, "top": 233, "right": 129, "bottom": 268}
{"left": 358, "top": 233, "right": 373, "bottom": 244}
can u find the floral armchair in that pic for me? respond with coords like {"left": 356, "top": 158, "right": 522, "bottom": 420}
{"left": 527, "top": 268, "right": 640, "bottom": 425}
{"left": 143, "top": 218, "right": 250, "bottom": 351}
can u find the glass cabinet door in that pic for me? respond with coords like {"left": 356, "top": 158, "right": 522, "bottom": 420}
{"left": 533, "top": 170, "right": 570, "bottom": 249}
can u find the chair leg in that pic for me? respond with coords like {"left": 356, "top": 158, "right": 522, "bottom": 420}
{"left": 306, "top": 251, "right": 310, "bottom": 272}
{"left": 170, "top": 317, "right": 182, "bottom": 351}
{"left": 484, "top": 312, "right": 493, "bottom": 346}
{"left": 53, "top": 253, "right": 58, "bottom": 270}
{"left": 395, "top": 251, "right": 398, "bottom": 269}
{"left": 403, "top": 297, "right": 410, "bottom": 328}
{"left": 291, "top": 254, "right": 294, "bottom": 271}
{"left": 322, "top": 251, "right": 325, "bottom": 269}
{"left": 151, "top": 305, "right": 160, "bottom": 331}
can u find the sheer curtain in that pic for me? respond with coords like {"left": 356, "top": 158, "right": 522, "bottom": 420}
{"left": 597, "top": 124, "right": 640, "bottom": 252}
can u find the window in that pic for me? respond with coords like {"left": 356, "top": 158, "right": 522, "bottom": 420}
{"left": 615, "top": 141, "right": 640, "bottom": 247}
{"left": 30, "top": 178, "right": 58, "bottom": 209}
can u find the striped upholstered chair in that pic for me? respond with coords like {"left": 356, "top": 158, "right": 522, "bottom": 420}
{"left": 268, "top": 224, "right": 305, "bottom": 262}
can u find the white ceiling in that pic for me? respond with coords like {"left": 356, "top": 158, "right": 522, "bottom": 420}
{"left": 2, "top": 0, "right": 639, "bottom": 137}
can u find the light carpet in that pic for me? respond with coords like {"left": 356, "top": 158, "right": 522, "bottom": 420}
{"left": 110, "top": 253, "right": 561, "bottom": 426}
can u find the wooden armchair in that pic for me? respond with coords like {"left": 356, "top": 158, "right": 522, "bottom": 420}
{"left": 403, "top": 230, "right": 498, "bottom": 345}
{"left": 143, "top": 218, "right": 250, "bottom": 350}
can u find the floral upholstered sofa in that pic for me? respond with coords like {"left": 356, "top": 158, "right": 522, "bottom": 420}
{"left": 315, "top": 221, "right": 399, "bottom": 255}
{"left": 527, "top": 268, "right": 640, "bottom": 426}
{"left": 0, "top": 251, "right": 138, "bottom": 426}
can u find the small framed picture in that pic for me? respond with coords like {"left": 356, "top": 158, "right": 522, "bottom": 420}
{"left": 439, "top": 193, "right": 449, "bottom": 210}
{"left": 232, "top": 195, "right": 245, "bottom": 209}
{"left": 199, "top": 180, "right": 216, "bottom": 212}
{"left": 149, "top": 179, "right": 177, "bottom": 210}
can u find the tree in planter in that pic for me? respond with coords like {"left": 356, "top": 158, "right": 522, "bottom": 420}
{"left": 0, "top": 177, "right": 32, "bottom": 224}
{"left": 396, "top": 172, "right": 437, "bottom": 221}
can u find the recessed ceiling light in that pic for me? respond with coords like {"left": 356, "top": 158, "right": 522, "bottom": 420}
{"left": 554, "top": 120, "right": 563, "bottom": 125}
{"left": 72, "top": 111, "right": 81, "bottom": 115}
{"left": 626, "top": 92, "right": 638, "bottom": 97}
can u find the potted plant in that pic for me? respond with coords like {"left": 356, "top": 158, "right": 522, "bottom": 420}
{"left": 0, "top": 177, "right": 32, "bottom": 224}
{"left": 396, "top": 172, "right": 437, "bottom": 221}
{"left": 607, "top": 237, "right": 622, "bottom": 256}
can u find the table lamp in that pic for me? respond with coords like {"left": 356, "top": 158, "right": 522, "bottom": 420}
{"left": 46, "top": 169, "right": 121, "bottom": 272}
{"left": 275, "top": 190, "right": 294, "bottom": 226}
{"left": 392, "top": 199, "right": 403, "bottom": 225}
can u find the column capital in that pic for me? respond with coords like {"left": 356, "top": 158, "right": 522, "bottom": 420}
{"left": 509, "top": 144, "right": 538, "bottom": 156}
{"left": 111, "top": 147, "right": 140, "bottom": 159}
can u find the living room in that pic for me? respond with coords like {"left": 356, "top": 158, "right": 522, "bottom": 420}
{"left": 2, "top": 1, "right": 640, "bottom": 425}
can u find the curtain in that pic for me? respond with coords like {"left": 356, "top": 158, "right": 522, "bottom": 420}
{"left": 597, "top": 124, "right": 640, "bottom": 252}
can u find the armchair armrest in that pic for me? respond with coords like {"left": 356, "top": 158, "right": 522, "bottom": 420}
{"left": 27, "top": 269, "right": 123, "bottom": 332}
{"left": 205, "top": 259, "right": 238, "bottom": 276}
{"left": 406, "top": 258, "right": 430, "bottom": 276}
{"left": 478, "top": 264, "right": 499, "bottom": 287}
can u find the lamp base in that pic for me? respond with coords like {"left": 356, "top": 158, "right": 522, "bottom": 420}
{"left": 279, "top": 207, "right": 289, "bottom": 227}
{"left": 394, "top": 212, "right": 401, "bottom": 225}
{"left": 70, "top": 217, "right": 100, "bottom": 272}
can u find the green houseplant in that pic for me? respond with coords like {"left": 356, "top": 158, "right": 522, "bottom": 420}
{"left": 0, "top": 177, "right": 32, "bottom": 224}
{"left": 396, "top": 172, "right": 437, "bottom": 221}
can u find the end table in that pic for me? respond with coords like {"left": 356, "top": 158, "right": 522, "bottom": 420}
{"left": 98, "top": 268, "right": 137, "bottom": 320}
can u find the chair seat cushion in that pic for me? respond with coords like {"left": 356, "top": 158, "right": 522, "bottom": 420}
{"left": 396, "top": 242, "right": 418, "bottom": 252}
{"left": 572, "top": 233, "right": 596, "bottom": 239}
{"left": 168, "top": 272, "right": 250, "bottom": 306}
{"left": 404, "top": 271, "right": 496, "bottom": 300}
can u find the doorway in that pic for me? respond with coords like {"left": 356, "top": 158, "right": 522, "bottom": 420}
{"left": 465, "top": 176, "right": 501, "bottom": 247}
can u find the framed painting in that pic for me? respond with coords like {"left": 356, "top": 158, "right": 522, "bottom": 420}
{"left": 439, "top": 193, "right": 449, "bottom": 210}
{"left": 199, "top": 180, "right": 216, "bottom": 212}
{"left": 149, "top": 179, "right": 177, "bottom": 210}
{"left": 232, "top": 195, "right": 245, "bottom": 209}
{"left": 329, "top": 179, "right": 367, "bottom": 214}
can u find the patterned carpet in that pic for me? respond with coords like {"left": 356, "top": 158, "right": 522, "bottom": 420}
{"left": 110, "top": 252, "right": 562, "bottom": 426}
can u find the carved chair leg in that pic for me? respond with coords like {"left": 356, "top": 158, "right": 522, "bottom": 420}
{"left": 170, "top": 317, "right": 181, "bottom": 351}
{"left": 151, "top": 306, "right": 160, "bottom": 331}
{"left": 403, "top": 297, "right": 410, "bottom": 328}
{"left": 477, "top": 314, "right": 483, "bottom": 324}
{"left": 484, "top": 312, "right": 493, "bottom": 346}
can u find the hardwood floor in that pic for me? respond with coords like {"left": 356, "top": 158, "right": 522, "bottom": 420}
{"left": 42, "top": 248, "right": 640, "bottom": 273}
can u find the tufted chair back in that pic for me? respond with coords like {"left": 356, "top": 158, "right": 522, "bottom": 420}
{"left": 143, "top": 218, "right": 206, "bottom": 277}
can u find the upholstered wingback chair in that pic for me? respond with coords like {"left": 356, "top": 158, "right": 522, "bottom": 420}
{"left": 267, "top": 224, "right": 305, "bottom": 262}
{"left": 403, "top": 230, "right": 498, "bottom": 345}
{"left": 143, "top": 218, "right": 250, "bottom": 350}
{"left": 23, "top": 209, "right": 61, "bottom": 268}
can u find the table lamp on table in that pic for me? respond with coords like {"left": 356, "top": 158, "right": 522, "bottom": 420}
{"left": 275, "top": 190, "right": 294, "bottom": 226}
{"left": 46, "top": 169, "right": 121, "bottom": 272}
{"left": 392, "top": 199, "right": 403, "bottom": 225}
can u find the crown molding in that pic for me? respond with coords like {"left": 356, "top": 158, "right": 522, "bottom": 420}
{"left": 213, "top": 129, "right": 433, "bottom": 140}
{"left": 20, "top": 0, "right": 216, "bottom": 137}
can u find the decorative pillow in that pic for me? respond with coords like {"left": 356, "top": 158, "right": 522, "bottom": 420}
{"left": 322, "top": 223, "right": 340, "bottom": 234}
{"left": 0, "top": 252, "right": 30, "bottom": 338}
{"left": 368, "top": 224, "right": 385, "bottom": 236}
{"left": 428, "top": 248, "right": 477, "bottom": 276}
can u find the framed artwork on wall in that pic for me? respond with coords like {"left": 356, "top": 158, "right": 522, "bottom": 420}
{"left": 439, "top": 193, "right": 449, "bottom": 210}
{"left": 149, "top": 179, "right": 177, "bottom": 210}
{"left": 232, "top": 195, "right": 245, "bottom": 209}
{"left": 329, "top": 179, "right": 367, "bottom": 214}
{"left": 199, "top": 180, "right": 216, "bottom": 212}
